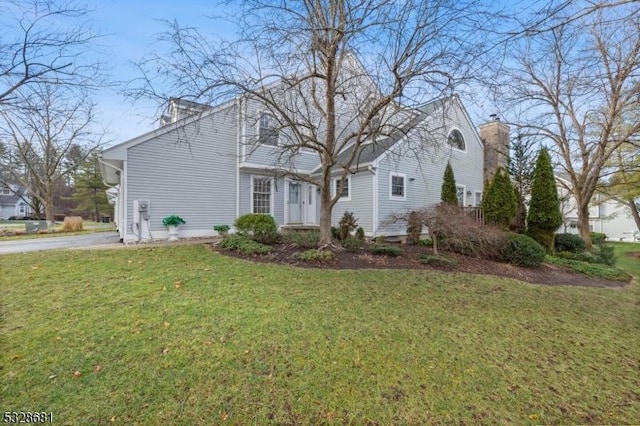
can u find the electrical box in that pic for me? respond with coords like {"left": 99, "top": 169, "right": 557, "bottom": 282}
{"left": 134, "top": 200, "right": 151, "bottom": 221}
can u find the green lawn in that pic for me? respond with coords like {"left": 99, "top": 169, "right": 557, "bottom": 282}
{"left": 1, "top": 243, "right": 639, "bottom": 424}
{"left": 0, "top": 221, "right": 114, "bottom": 240}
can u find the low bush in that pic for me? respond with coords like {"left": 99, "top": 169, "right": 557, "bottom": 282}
{"left": 595, "top": 244, "right": 616, "bottom": 266}
{"left": 280, "top": 230, "right": 320, "bottom": 248}
{"left": 499, "top": 233, "right": 546, "bottom": 267}
{"left": 416, "top": 238, "right": 433, "bottom": 247}
{"left": 554, "top": 233, "right": 585, "bottom": 253}
{"left": 369, "top": 243, "right": 402, "bottom": 257}
{"left": 546, "top": 256, "right": 630, "bottom": 281}
{"left": 234, "top": 214, "right": 278, "bottom": 244}
{"left": 555, "top": 251, "right": 598, "bottom": 263}
{"left": 417, "top": 254, "right": 457, "bottom": 268}
{"left": 341, "top": 236, "right": 363, "bottom": 252}
{"left": 296, "top": 249, "right": 334, "bottom": 262}
{"left": 218, "top": 235, "right": 271, "bottom": 255}
{"left": 213, "top": 224, "right": 230, "bottom": 235}
{"left": 331, "top": 227, "right": 341, "bottom": 240}
{"left": 355, "top": 226, "right": 365, "bottom": 241}
{"left": 590, "top": 232, "right": 607, "bottom": 245}
{"left": 61, "top": 216, "right": 83, "bottom": 232}
{"left": 427, "top": 203, "right": 507, "bottom": 259}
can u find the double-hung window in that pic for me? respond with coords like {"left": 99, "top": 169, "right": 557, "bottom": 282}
{"left": 389, "top": 172, "right": 406, "bottom": 200}
{"left": 258, "top": 113, "right": 278, "bottom": 146}
{"left": 252, "top": 177, "right": 272, "bottom": 214}
{"left": 334, "top": 177, "right": 350, "bottom": 201}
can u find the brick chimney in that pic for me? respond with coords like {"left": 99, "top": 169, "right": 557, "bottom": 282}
{"left": 480, "top": 114, "right": 510, "bottom": 183}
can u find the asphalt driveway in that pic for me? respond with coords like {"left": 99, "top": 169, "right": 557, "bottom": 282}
{"left": 0, "top": 232, "right": 121, "bottom": 254}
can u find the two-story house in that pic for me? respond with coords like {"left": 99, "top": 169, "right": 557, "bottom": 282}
{"left": 99, "top": 70, "right": 494, "bottom": 243}
{"left": 0, "top": 183, "right": 32, "bottom": 220}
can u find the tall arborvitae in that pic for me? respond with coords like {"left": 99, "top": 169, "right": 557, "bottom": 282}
{"left": 527, "top": 148, "right": 562, "bottom": 252}
{"left": 481, "top": 167, "right": 517, "bottom": 228}
{"left": 441, "top": 162, "right": 458, "bottom": 204}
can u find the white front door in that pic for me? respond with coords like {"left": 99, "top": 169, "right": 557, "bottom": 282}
{"left": 288, "top": 182, "right": 302, "bottom": 223}
{"left": 306, "top": 184, "right": 316, "bottom": 224}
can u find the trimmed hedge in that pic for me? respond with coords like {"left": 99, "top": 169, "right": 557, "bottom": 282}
{"left": 218, "top": 235, "right": 272, "bottom": 255}
{"left": 369, "top": 243, "right": 402, "bottom": 257}
{"left": 499, "top": 233, "right": 546, "bottom": 267}
{"left": 554, "top": 233, "right": 586, "bottom": 253}
{"left": 234, "top": 213, "right": 278, "bottom": 244}
{"left": 297, "top": 249, "right": 335, "bottom": 262}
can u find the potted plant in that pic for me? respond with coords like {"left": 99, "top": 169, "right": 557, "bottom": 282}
{"left": 162, "top": 215, "right": 186, "bottom": 242}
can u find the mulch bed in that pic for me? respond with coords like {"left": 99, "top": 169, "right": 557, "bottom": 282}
{"left": 209, "top": 242, "right": 631, "bottom": 288}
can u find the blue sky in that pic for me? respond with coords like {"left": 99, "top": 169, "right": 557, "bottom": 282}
{"left": 86, "top": 0, "right": 236, "bottom": 145}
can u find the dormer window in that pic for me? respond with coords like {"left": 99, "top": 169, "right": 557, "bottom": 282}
{"left": 447, "top": 129, "right": 466, "bottom": 151}
{"left": 1, "top": 186, "right": 10, "bottom": 195}
{"left": 258, "top": 113, "right": 279, "bottom": 146}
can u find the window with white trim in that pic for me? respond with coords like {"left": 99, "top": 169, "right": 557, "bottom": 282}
{"left": 1, "top": 186, "right": 10, "bottom": 195}
{"left": 389, "top": 172, "right": 406, "bottom": 200}
{"left": 474, "top": 191, "right": 483, "bottom": 207}
{"left": 456, "top": 185, "right": 465, "bottom": 207}
{"left": 334, "top": 176, "right": 350, "bottom": 201}
{"left": 447, "top": 129, "right": 466, "bottom": 151}
{"left": 258, "top": 113, "right": 278, "bottom": 146}
{"left": 252, "top": 177, "right": 272, "bottom": 214}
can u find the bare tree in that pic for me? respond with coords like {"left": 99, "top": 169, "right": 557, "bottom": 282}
{"left": 499, "top": 5, "right": 640, "bottom": 249}
{"left": 129, "top": 0, "right": 516, "bottom": 246}
{"left": 0, "top": 0, "right": 103, "bottom": 106}
{"left": 0, "top": 83, "right": 103, "bottom": 222}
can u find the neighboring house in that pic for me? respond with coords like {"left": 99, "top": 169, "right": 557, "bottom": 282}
{"left": 0, "top": 183, "right": 32, "bottom": 219}
{"left": 556, "top": 175, "right": 640, "bottom": 241}
{"left": 100, "top": 78, "right": 494, "bottom": 243}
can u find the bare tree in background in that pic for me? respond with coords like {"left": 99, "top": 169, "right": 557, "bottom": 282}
{"left": 0, "top": 0, "right": 103, "bottom": 106}
{"left": 0, "top": 83, "right": 104, "bottom": 222}
{"left": 499, "top": 5, "right": 640, "bottom": 249}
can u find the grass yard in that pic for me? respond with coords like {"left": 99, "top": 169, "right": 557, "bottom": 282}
{"left": 0, "top": 221, "right": 114, "bottom": 240}
{"left": 1, "top": 243, "right": 639, "bottom": 424}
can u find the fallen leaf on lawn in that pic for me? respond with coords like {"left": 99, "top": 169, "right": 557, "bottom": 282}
{"left": 203, "top": 268, "right": 211, "bottom": 271}
{"left": 127, "top": 260, "right": 133, "bottom": 264}
{"left": 203, "top": 340, "right": 213, "bottom": 345}
{"left": 73, "top": 370, "right": 82, "bottom": 378}
{"left": 55, "top": 336, "right": 62, "bottom": 341}
{"left": 163, "top": 321, "right": 170, "bottom": 328}
{"left": 110, "top": 416, "right": 116, "bottom": 422}
{"left": 48, "top": 374, "right": 56, "bottom": 379}
{"left": 31, "top": 265, "right": 39, "bottom": 270}
{"left": 528, "top": 414, "right": 539, "bottom": 420}
{"left": 221, "top": 413, "right": 228, "bottom": 421}
{"left": 174, "top": 281, "right": 182, "bottom": 288}
{"left": 160, "top": 347, "right": 169, "bottom": 355}
{"left": 94, "top": 365, "right": 103, "bottom": 373}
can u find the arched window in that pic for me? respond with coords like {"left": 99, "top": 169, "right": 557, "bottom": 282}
{"left": 447, "top": 129, "right": 466, "bottom": 151}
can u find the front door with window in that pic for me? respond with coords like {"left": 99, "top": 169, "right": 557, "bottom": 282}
{"left": 288, "top": 182, "right": 302, "bottom": 223}
{"left": 287, "top": 181, "right": 318, "bottom": 225}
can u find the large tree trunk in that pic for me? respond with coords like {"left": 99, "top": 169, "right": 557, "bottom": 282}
{"left": 319, "top": 181, "right": 333, "bottom": 247}
{"left": 577, "top": 201, "right": 593, "bottom": 250}
{"left": 628, "top": 199, "right": 640, "bottom": 239}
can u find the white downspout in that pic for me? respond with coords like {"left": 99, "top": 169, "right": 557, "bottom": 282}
{"left": 370, "top": 162, "right": 378, "bottom": 237}
{"left": 98, "top": 157, "right": 125, "bottom": 242}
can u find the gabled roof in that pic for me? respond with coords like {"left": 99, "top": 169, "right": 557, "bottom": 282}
{"left": 319, "top": 95, "right": 474, "bottom": 173}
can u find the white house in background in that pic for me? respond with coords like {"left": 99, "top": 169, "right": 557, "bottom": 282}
{"left": 0, "top": 183, "right": 32, "bottom": 219}
{"left": 99, "top": 64, "right": 494, "bottom": 243}
{"left": 556, "top": 175, "right": 640, "bottom": 241}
